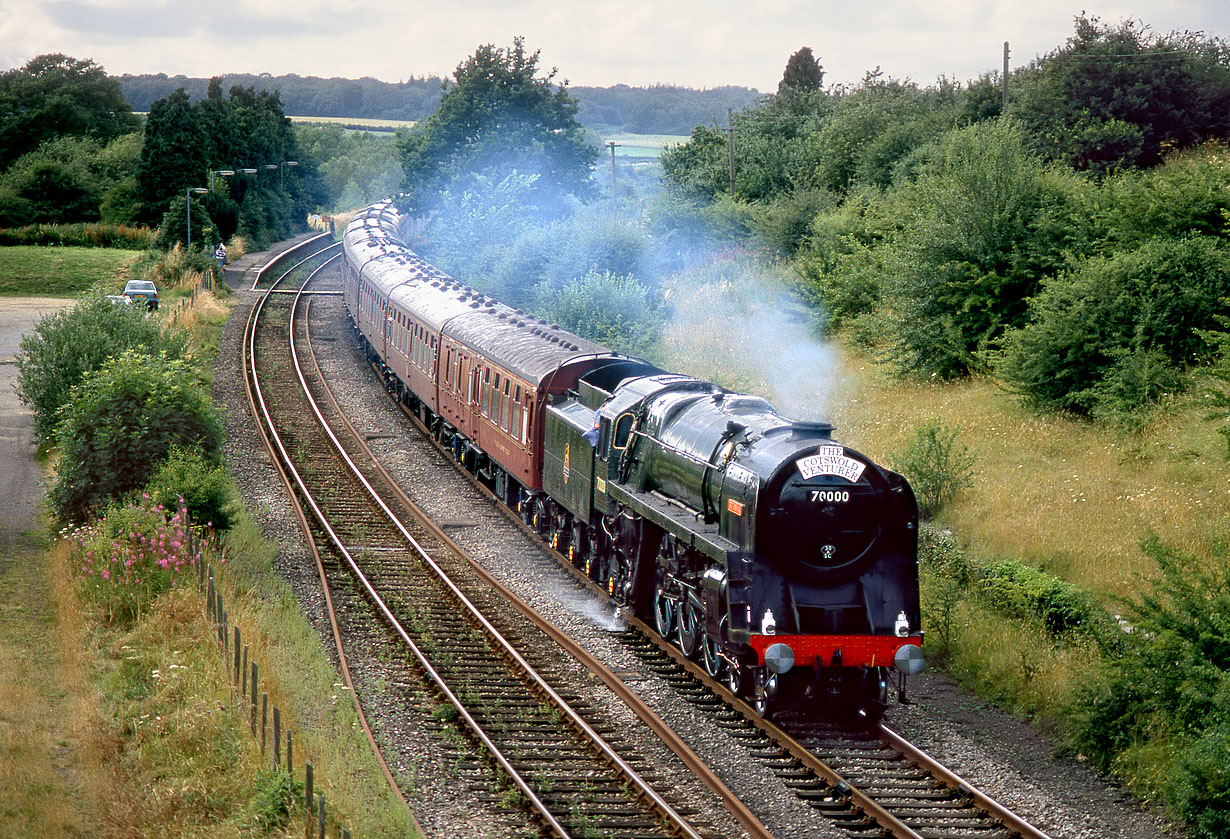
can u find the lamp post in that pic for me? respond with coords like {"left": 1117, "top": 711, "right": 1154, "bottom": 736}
{"left": 186, "top": 187, "right": 208, "bottom": 250}
{"left": 209, "top": 169, "right": 235, "bottom": 191}
{"left": 280, "top": 160, "right": 298, "bottom": 186}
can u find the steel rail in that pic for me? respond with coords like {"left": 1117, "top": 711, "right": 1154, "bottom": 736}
{"left": 283, "top": 280, "right": 705, "bottom": 839}
{"left": 307, "top": 308, "right": 776, "bottom": 839}
{"left": 240, "top": 248, "right": 417, "bottom": 823}
{"left": 879, "top": 724, "right": 1055, "bottom": 839}
{"left": 247, "top": 262, "right": 577, "bottom": 838}
{"left": 251, "top": 233, "right": 335, "bottom": 290}
{"left": 258, "top": 269, "right": 707, "bottom": 839}
{"left": 621, "top": 612, "right": 927, "bottom": 839}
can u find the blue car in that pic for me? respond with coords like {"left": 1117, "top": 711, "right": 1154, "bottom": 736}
{"left": 122, "top": 280, "right": 159, "bottom": 310}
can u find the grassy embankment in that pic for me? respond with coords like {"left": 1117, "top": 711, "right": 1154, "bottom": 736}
{"left": 0, "top": 246, "right": 141, "bottom": 296}
{"left": 657, "top": 259, "right": 1229, "bottom": 729}
{"left": 0, "top": 246, "right": 420, "bottom": 838}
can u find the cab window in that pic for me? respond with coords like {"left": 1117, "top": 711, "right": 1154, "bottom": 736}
{"left": 613, "top": 413, "right": 635, "bottom": 449}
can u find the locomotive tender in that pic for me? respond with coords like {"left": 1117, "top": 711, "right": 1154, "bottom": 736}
{"left": 341, "top": 201, "right": 924, "bottom": 717}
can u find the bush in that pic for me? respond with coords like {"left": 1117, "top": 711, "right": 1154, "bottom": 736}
{"left": 48, "top": 348, "right": 222, "bottom": 523}
{"left": 246, "top": 769, "right": 300, "bottom": 832}
{"left": 533, "top": 270, "right": 663, "bottom": 357}
{"left": 1075, "top": 536, "right": 1230, "bottom": 828}
{"left": 1169, "top": 724, "right": 1230, "bottom": 839}
{"left": 998, "top": 235, "right": 1230, "bottom": 417}
{"left": 751, "top": 187, "right": 837, "bottom": 254}
{"left": 879, "top": 120, "right": 1076, "bottom": 379}
{"left": 15, "top": 295, "right": 189, "bottom": 443}
{"left": 890, "top": 418, "right": 976, "bottom": 518}
{"left": 978, "top": 559, "right": 1099, "bottom": 634}
{"left": 65, "top": 495, "right": 203, "bottom": 623}
{"left": 917, "top": 525, "right": 974, "bottom": 654}
{"left": 144, "top": 445, "right": 238, "bottom": 532}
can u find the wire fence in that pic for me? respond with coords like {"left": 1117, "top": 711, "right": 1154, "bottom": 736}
{"left": 197, "top": 555, "right": 356, "bottom": 839}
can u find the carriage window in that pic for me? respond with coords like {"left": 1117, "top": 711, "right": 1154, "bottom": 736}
{"left": 525, "top": 400, "right": 533, "bottom": 444}
{"left": 501, "top": 381, "right": 511, "bottom": 432}
{"left": 510, "top": 386, "right": 521, "bottom": 441}
{"left": 613, "top": 413, "right": 635, "bottom": 449}
{"left": 481, "top": 369, "right": 491, "bottom": 416}
{"left": 493, "top": 375, "right": 503, "bottom": 426}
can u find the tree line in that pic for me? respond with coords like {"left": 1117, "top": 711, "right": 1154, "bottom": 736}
{"left": 0, "top": 54, "right": 321, "bottom": 249}
{"left": 662, "top": 17, "right": 1230, "bottom": 427}
{"left": 118, "top": 71, "right": 761, "bottom": 136}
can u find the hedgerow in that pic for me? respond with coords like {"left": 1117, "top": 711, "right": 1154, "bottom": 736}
{"left": 16, "top": 295, "right": 189, "bottom": 444}
{"left": 0, "top": 222, "right": 154, "bottom": 248}
{"left": 48, "top": 348, "right": 222, "bottom": 523}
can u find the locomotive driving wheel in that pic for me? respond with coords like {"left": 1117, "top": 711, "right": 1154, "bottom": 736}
{"left": 653, "top": 586, "right": 677, "bottom": 637}
{"left": 701, "top": 631, "right": 724, "bottom": 678}
{"left": 752, "top": 673, "right": 778, "bottom": 718}
{"left": 676, "top": 594, "right": 701, "bottom": 658}
{"left": 726, "top": 655, "right": 750, "bottom": 697}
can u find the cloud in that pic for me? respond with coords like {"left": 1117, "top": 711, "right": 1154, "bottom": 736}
{"left": 1, "top": 0, "right": 1226, "bottom": 91}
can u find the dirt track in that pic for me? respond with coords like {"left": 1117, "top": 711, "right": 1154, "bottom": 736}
{"left": 0, "top": 298, "right": 74, "bottom": 545}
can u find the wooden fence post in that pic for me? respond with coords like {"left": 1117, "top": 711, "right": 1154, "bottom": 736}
{"left": 250, "top": 661, "right": 258, "bottom": 736}
{"left": 304, "top": 762, "right": 314, "bottom": 839}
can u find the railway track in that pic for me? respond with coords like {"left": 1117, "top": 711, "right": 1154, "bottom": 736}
{"left": 297, "top": 258, "right": 1061, "bottom": 839}
{"left": 241, "top": 251, "right": 766, "bottom": 838}
{"left": 620, "top": 630, "right": 1055, "bottom": 839}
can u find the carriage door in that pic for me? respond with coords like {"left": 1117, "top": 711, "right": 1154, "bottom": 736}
{"left": 382, "top": 304, "right": 392, "bottom": 361}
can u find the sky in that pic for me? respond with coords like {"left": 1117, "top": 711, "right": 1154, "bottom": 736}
{"left": 1, "top": 0, "right": 1228, "bottom": 92}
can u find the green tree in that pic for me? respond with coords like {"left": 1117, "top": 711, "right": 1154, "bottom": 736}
{"left": 660, "top": 124, "right": 730, "bottom": 200}
{"left": 135, "top": 88, "right": 208, "bottom": 224}
{"left": 0, "top": 54, "right": 138, "bottom": 171}
{"left": 1012, "top": 16, "right": 1230, "bottom": 173}
{"left": 1075, "top": 537, "right": 1230, "bottom": 836}
{"left": 48, "top": 348, "right": 222, "bottom": 524}
{"left": 881, "top": 119, "right": 1080, "bottom": 378}
{"left": 0, "top": 139, "right": 101, "bottom": 224}
{"left": 534, "top": 270, "right": 662, "bottom": 357}
{"left": 998, "top": 235, "right": 1230, "bottom": 416}
{"left": 779, "top": 47, "right": 825, "bottom": 93}
{"left": 395, "top": 37, "right": 597, "bottom": 213}
{"left": 15, "top": 296, "right": 188, "bottom": 444}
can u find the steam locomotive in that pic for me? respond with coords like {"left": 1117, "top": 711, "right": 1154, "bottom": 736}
{"left": 341, "top": 201, "right": 924, "bottom": 717}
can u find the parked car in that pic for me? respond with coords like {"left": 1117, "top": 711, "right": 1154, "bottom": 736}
{"left": 122, "top": 280, "right": 158, "bottom": 310}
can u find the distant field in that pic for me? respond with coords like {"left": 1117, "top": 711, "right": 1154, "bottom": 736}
{"left": 0, "top": 247, "right": 139, "bottom": 296}
{"left": 285, "top": 117, "right": 687, "bottom": 154}
{"left": 289, "top": 115, "right": 413, "bottom": 132}
{"left": 602, "top": 133, "right": 689, "bottom": 159}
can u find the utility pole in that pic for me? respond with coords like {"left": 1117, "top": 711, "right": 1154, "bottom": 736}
{"left": 727, "top": 108, "right": 735, "bottom": 197}
{"left": 607, "top": 140, "right": 620, "bottom": 202}
{"left": 1003, "top": 41, "right": 1010, "bottom": 111}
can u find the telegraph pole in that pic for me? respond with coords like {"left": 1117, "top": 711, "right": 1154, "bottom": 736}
{"left": 607, "top": 140, "right": 620, "bottom": 202}
{"left": 727, "top": 108, "right": 735, "bottom": 197}
{"left": 1003, "top": 42, "right": 1010, "bottom": 110}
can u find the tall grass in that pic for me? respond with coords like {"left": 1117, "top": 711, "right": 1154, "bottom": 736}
{"left": 830, "top": 349, "right": 1229, "bottom": 598}
{"left": 0, "top": 222, "right": 155, "bottom": 249}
